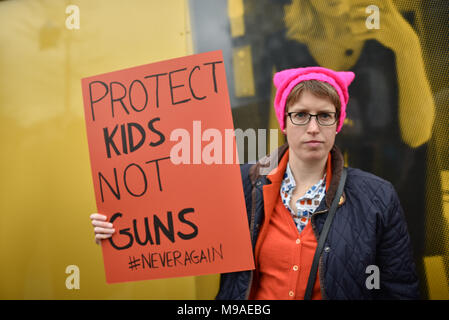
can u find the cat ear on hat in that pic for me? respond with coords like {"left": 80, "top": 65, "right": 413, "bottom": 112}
{"left": 273, "top": 68, "right": 297, "bottom": 88}
{"left": 337, "top": 71, "right": 355, "bottom": 87}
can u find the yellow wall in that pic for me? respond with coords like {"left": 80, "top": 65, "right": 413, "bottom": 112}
{"left": 0, "top": 0, "right": 219, "bottom": 299}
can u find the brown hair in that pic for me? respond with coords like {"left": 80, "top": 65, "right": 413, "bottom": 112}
{"left": 285, "top": 80, "right": 341, "bottom": 124}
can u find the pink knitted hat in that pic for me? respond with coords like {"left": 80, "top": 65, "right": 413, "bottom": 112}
{"left": 273, "top": 66, "right": 355, "bottom": 132}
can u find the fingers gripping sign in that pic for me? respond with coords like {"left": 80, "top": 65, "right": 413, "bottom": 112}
{"left": 90, "top": 213, "right": 115, "bottom": 245}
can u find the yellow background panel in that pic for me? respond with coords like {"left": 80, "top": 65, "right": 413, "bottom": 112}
{"left": 232, "top": 45, "right": 255, "bottom": 97}
{"left": 423, "top": 256, "right": 449, "bottom": 300}
{"left": 0, "top": 0, "right": 218, "bottom": 299}
{"left": 228, "top": 0, "right": 245, "bottom": 38}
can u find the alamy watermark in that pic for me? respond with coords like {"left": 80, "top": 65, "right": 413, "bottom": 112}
{"left": 65, "top": 265, "right": 80, "bottom": 290}
{"left": 65, "top": 5, "right": 80, "bottom": 30}
{"left": 365, "top": 5, "right": 380, "bottom": 29}
{"left": 365, "top": 265, "right": 380, "bottom": 290}
{"left": 169, "top": 121, "right": 279, "bottom": 174}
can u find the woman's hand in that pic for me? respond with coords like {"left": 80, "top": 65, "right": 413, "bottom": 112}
{"left": 90, "top": 213, "right": 115, "bottom": 245}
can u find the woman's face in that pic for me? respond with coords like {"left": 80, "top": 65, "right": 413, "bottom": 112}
{"left": 284, "top": 91, "right": 338, "bottom": 164}
{"left": 309, "top": 0, "right": 351, "bottom": 17}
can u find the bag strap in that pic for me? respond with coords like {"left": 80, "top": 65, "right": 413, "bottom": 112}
{"left": 304, "top": 167, "right": 347, "bottom": 300}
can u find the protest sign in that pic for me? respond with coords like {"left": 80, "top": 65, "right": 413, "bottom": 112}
{"left": 81, "top": 50, "right": 255, "bottom": 283}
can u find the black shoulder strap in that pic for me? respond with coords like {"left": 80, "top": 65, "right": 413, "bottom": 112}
{"left": 304, "top": 167, "right": 347, "bottom": 300}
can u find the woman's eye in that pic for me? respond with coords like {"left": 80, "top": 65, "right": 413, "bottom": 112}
{"left": 295, "top": 112, "right": 307, "bottom": 118}
{"left": 319, "top": 113, "right": 330, "bottom": 119}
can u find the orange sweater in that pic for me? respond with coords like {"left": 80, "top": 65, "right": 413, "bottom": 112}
{"left": 250, "top": 149, "right": 332, "bottom": 300}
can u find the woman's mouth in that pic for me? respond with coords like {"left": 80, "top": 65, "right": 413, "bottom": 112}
{"left": 304, "top": 140, "right": 323, "bottom": 147}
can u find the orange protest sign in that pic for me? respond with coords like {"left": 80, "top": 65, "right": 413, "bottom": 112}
{"left": 81, "top": 50, "right": 255, "bottom": 283}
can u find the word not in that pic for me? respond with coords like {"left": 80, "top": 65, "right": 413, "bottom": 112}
{"left": 65, "top": 265, "right": 80, "bottom": 290}
{"left": 98, "top": 156, "right": 170, "bottom": 202}
{"left": 365, "top": 5, "right": 380, "bottom": 29}
{"left": 65, "top": 5, "right": 80, "bottom": 30}
{"left": 108, "top": 208, "right": 198, "bottom": 250}
{"left": 365, "top": 264, "right": 380, "bottom": 289}
{"left": 88, "top": 61, "right": 223, "bottom": 121}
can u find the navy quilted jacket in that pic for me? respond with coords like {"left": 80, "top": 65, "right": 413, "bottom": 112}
{"left": 216, "top": 144, "right": 420, "bottom": 300}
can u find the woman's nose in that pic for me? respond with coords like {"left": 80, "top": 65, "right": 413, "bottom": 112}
{"left": 306, "top": 116, "right": 320, "bottom": 133}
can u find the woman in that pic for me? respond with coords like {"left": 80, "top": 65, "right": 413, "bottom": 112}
{"left": 242, "top": 0, "right": 433, "bottom": 289}
{"left": 91, "top": 66, "right": 420, "bottom": 300}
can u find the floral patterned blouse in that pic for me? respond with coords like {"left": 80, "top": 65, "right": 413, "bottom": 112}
{"left": 280, "top": 163, "right": 327, "bottom": 233}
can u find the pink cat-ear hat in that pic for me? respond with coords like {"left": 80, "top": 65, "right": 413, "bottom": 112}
{"left": 273, "top": 66, "right": 355, "bottom": 132}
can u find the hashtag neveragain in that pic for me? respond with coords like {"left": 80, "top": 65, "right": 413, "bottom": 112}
{"left": 133, "top": 244, "right": 224, "bottom": 270}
